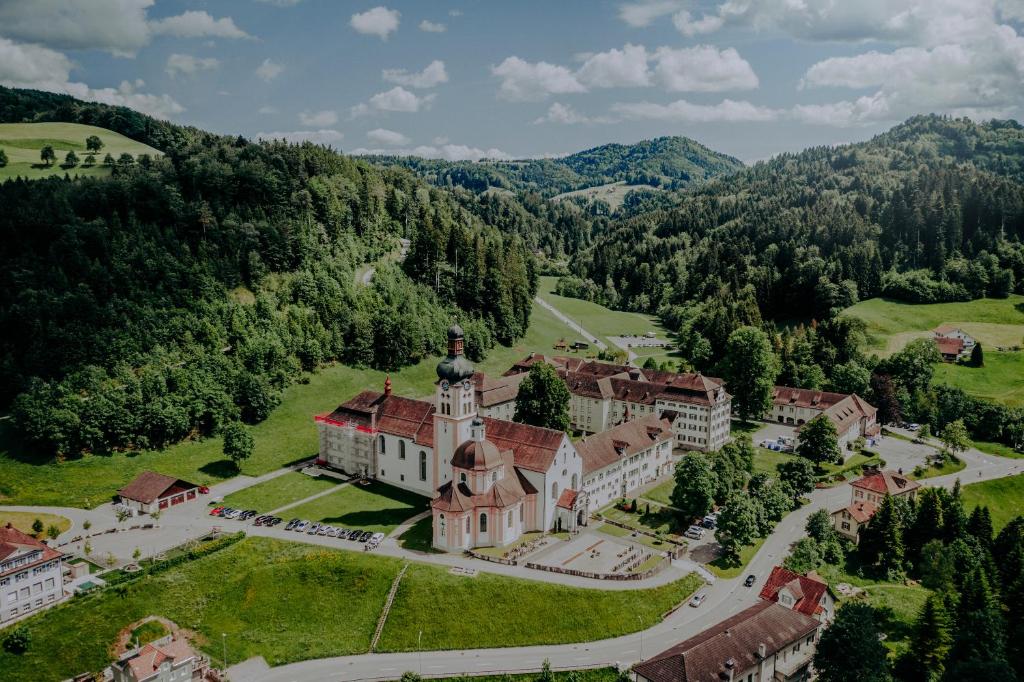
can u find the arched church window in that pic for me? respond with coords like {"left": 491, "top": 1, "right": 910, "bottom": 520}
{"left": 479, "top": 513, "right": 487, "bottom": 533}
{"left": 419, "top": 451, "right": 427, "bottom": 481}
{"left": 507, "top": 511, "right": 513, "bottom": 528}
{"left": 378, "top": 435, "right": 385, "bottom": 453}
{"left": 439, "top": 514, "right": 445, "bottom": 537}
{"left": 399, "top": 440, "right": 406, "bottom": 460}
{"left": 551, "top": 481, "right": 558, "bottom": 499}
{"left": 465, "top": 516, "right": 470, "bottom": 533}
{"left": 491, "top": 471, "right": 497, "bottom": 483}
{"left": 571, "top": 473, "right": 578, "bottom": 490}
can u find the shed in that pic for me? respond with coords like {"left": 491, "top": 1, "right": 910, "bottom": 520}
{"left": 118, "top": 471, "right": 200, "bottom": 514}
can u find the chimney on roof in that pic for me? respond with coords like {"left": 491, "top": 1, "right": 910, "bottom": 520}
{"left": 384, "top": 375, "right": 392, "bottom": 397}
{"left": 529, "top": 351, "right": 535, "bottom": 359}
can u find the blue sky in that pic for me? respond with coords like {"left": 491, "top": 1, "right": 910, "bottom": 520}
{"left": 1, "top": 1, "right": 1022, "bottom": 162}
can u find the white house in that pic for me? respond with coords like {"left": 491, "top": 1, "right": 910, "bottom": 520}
{"left": 1, "top": 523, "right": 64, "bottom": 624}
{"left": 770, "top": 386, "right": 879, "bottom": 454}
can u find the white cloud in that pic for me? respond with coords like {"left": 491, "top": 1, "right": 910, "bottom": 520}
{"left": 671, "top": 11, "right": 725, "bottom": 37}
{"left": 255, "top": 0, "right": 302, "bottom": 6}
{"left": 419, "top": 20, "right": 446, "bottom": 32}
{"left": 257, "top": 105, "right": 278, "bottom": 115}
{"left": 0, "top": 37, "right": 182, "bottom": 119}
{"left": 350, "top": 6, "right": 400, "bottom": 39}
{"left": 448, "top": 9, "right": 463, "bottom": 17}
{"left": 165, "top": 53, "right": 219, "bottom": 78}
{"left": 298, "top": 109, "right": 338, "bottom": 126}
{"left": 653, "top": 45, "right": 758, "bottom": 91}
{"left": 382, "top": 60, "right": 448, "bottom": 88}
{"left": 353, "top": 86, "right": 436, "bottom": 115}
{"left": 576, "top": 44, "right": 651, "bottom": 88}
{"left": 618, "top": 0, "right": 685, "bottom": 27}
{"left": 0, "top": 0, "right": 152, "bottom": 56}
{"left": 255, "top": 58, "right": 284, "bottom": 81}
{"left": 150, "top": 11, "right": 250, "bottom": 39}
{"left": 612, "top": 98, "right": 780, "bottom": 122}
{"left": 491, "top": 56, "right": 586, "bottom": 101}
{"left": 353, "top": 143, "right": 511, "bottom": 161}
{"left": 533, "top": 102, "right": 606, "bottom": 124}
{"left": 791, "top": 94, "right": 891, "bottom": 126}
{"left": 367, "top": 128, "right": 411, "bottom": 145}
{"left": 256, "top": 130, "right": 344, "bottom": 145}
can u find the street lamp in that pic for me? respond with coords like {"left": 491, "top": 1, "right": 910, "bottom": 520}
{"left": 637, "top": 615, "right": 643, "bottom": 662}
{"left": 418, "top": 629, "right": 423, "bottom": 674}
{"left": 222, "top": 633, "right": 227, "bottom": 671}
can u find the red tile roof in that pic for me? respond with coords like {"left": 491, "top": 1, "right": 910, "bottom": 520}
{"left": 118, "top": 471, "right": 197, "bottom": 504}
{"left": 556, "top": 488, "right": 579, "bottom": 509}
{"left": 935, "top": 337, "right": 964, "bottom": 355}
{"left": 932, "top": 324, "right": 960, "bottom": 335}
{"left": 481, "top": 416, "right": 566, "bottom": 473}
{"left": 432, "top": 452, "right": 533, "bottom": 513}
{"left": 473, "top": 371, "right": 527, "bottom": 407}
{"left": 758, "top": 566, "right": 830, "bottom": 617}
{"left": 772, "top": 386, "right": 848, "bottom": 410}
{"left": 633, "top": 601, "right": 819, "bottom": 682}
{"left": 121, "top": 638, "right": 196, "bottom": 681}
{"left": 837, "top": 500, "right": 877, "bottom": 524}
{"left": 851, "top": 469, "right": 919, "bottom": 496}
{"left": 575, "top": 413, "right": 674, "bottom": 476}
{"left": 0, "top": 524, "right": 64, "bottom": 576}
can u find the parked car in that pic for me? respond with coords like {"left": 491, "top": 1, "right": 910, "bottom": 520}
{"left": 198, "top": 486, "right": 210, "bottom": 494}
{"left": 295, "top": 520, "right": 309, "bottom": 532}
{"left": 306, "top": 522, "right": 321, "bottom": 535}
{"left": 284, "top": 519, "right": 298, "bottom": 531}
{"left": 209, "top": 506, "right": 225, "bottom": 516}
{"left": 268, "top": 517, "right": 282, "bottom": 526}
{"left": 701, "top": 515, "right": 717, "bottom": 529}
{"left": 689, "top": 592, "right": 707, "bottom": 607}
{"left": 744, "top": 574, "right": 757, "bottom": 587}
{"left": 317, "top": 525, "right": 331, "bottom": 536}
{"left": 349, "top": 529, "right": 364, "bottom": 541}
{"left": 369, "top": 532, "right": 384, "bottom": 544}
{"left": 684, "top": 525, "right": 706, "bottom": 540}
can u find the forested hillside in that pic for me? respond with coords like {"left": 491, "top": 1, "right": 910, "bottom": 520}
{"left": 0, "top": 87, "right": 536, "bottom": 458}
{"left": 365, "top": 135, "right": 744, "bottom": 197}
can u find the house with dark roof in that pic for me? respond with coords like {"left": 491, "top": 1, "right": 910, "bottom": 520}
{"left": 1, "top": 523, "right": 65, "bottom": 624}
{"left": 633, "top": 601, "right": 821, "bottom": 682}
{"left": 576, "top": 412, "right": 676, "bottom": 511}
{"left": 831, "top": 468, "right": 919, "bottom": 541}
{"left": 505, "top": 354, "right": 732, "bottom": 452}
{"left": 117, "top": 471, "right": 201, "bottom": 515}
{"left": 316, "top": 325, "right": 586, "bottom": 552}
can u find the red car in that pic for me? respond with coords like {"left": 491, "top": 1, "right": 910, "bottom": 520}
{"left": 209, "top": 506, "right": 225, "bottom": 516}
{"left": 199, "top": 486, "right": 210, "bottom": 494}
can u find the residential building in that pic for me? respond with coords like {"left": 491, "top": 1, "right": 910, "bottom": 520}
{"left": 0, "top": 523, "right": 64, "bottom": 624}
{"left": 505, "top": 354, "right": 732, "bottom": 452}
{"left": 769, "top": 387, "right": 878, "bottom": 453}
{"left": 932, "top": 325, "right": 975, "bottom": 362}
{"left": 111, "top": 635, "right": 208, "bottom": 682}
{"left": 633, "top": 601, "right": 821, "bottom": 682}
{"left": 759, "top": 566, "right": 836, "bottom": 625}
{"left": 576, "top": 412, "right": 676, "bottom": 512}
{"left": 117, "top": 471, "right": 201, "bottom": 515}
{"left": 472, "top": 371, "right": 526, "bottom": 421}
{"left": 831, "top": 468, "right": 920, "bottom": 542}
{"left": 316, "top": 325, "right": 586, "bottom": 552}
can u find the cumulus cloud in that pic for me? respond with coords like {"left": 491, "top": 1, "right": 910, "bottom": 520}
{"left": 576, "top": 43, "right": 651, "bottom": 88}
{"left": 0, "top": 37, "right": 182, "bottom": 118}
{"left": 150, "top": 10, "right": 250, "bottom": 39}
{"left": 491, "top": 56, "right": 586, "bottom": 101}
{"left": 618, "top": 0, "right": 685, "bottom": 27}
{"left": 255, "top": 58, "right": 284, "bottom": 81}
{"left": 367, "top": 128, "right": 410, "bottom": 145}
{"left": 533, "top": 102, "right": 609, "bottom": 125}
{"left": 350, "top": 6, "right": 400, "bottom": 39}
{"left": 611, "top": 98, "right": 780, "bottom": 122}
{"left": 382, "top": 60, "right": 448, "bottom": 88}
{"left": 298, "top": 109, "right": 338, "bottom": 126}
{"left": 653, "top": 45, "right": 758, "bottom": 91}
{"left": 353, "top": 143, "right": 511, "bottom": 162}
{"left": 256, "top": 130, "right": 344, "bottom": 145}
{"left": 351, "top": 86, "right": 436, "bottom": 116}
{"left": 419, "top": 20, "right": 446, "bottom": 32}
{"left": 0, "top": 0, "right": 152, "bottom": 56}
{"left": 257, "top": 105, "right": 278, "bottom": 115}
{"left": 165, "top": 53, "right": 219, "bottom": 78}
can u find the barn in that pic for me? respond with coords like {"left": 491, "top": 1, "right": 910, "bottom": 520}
{"left": 117, "top": 471, "right": 201, "bottom": 515}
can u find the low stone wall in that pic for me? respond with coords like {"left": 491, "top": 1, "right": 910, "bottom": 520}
{"left": 466, "top": 550, "right": 517, "bottom": 566}
{"left": 599, "top": 516, "right": 687, "bottom": 551}
{"left": 55, "top": 524, "right": 158, "bottom": 549}
{"left": 524, "top": 555, "right": 670, "bottom": 581}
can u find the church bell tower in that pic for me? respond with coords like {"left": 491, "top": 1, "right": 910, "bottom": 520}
{"left": 433, "top": 324, "right": 477, "bottom": 488}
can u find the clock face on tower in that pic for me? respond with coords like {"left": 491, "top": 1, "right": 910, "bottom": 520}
{"left": 440, "top": 380, "right": 450, "bottom": 391}
{"left": 462, "top": 380, "right": 473, "bottom": 391}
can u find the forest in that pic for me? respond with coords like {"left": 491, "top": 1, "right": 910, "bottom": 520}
{"left": 0, "top": 87, "right": 536, "bottom": 458}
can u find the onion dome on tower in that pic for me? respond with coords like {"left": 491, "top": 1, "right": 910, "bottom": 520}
{"left": 436, "top": 323, "right": 475, "bottom": 384}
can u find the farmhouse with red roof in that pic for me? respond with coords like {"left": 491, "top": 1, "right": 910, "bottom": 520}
{"left": 831, "top": 468, "right": 920, "bottom": 541}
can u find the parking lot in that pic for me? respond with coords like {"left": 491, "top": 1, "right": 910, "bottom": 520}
{"left": 207, "top": 505, "right": 385, "bottom": 549}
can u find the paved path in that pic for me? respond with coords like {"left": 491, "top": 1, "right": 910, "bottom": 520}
{"left": 534, "top": 296, "right": 607, "bottom": 351}
{"left": 241, "top": 440, "right": 1023, "bottom": 682}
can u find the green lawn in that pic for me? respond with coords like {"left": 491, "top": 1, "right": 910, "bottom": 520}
{"left": 974, "top": 440, "right": 1024, "bottom": 459}
{"left": 0, "top": 299, "right": 571, "bottom": 508}
{"left": 600, "top": 503, "right": 686, "bottom": 540}
{"left": 377, "top": 563, "right": 703, "bottom": 651}
{"left": 932, "top": 351, "right": 1024, "bottom": 406}
{"left": 0, "top": 538, "right": 402, "bottom": 681}
{"left": 596, "top": 521, "right": 674, "bottom": 551}
{"left": 960, "top": 473, "right": 1024, "bottom": 532}
{"left": 910, "top": 457, "right": 966, "bottom": 480}
{"left": 284, "top": 480, "right": 428, "bottom": 533}
{"left": 643, "top": 478, "right": 676, "bottom": 507}
{"left": 397, "top": 515, "right": 441, "bottom": 553}
{"left": 221, "top": 472, "right": 343, "bottom": 512}
{"left": 707, "top": 536, "right": 766, "bottom": 579}
{"left": 753, "top": 447, "right": 799, "bottom": 475}
{"left": 0, "top": 122, "right": 161, "bottom": 181}
{"left": 843, "top": 295, "right": 1024, "bottom": 356}
{"left": 537, "top": 275, "right": 670, "bottom": 349}
{"left": 129, "top": 620, "right": 169, "bottom": 647}
{"left": 0, "top": 511, "right": 71, "bottom": 536}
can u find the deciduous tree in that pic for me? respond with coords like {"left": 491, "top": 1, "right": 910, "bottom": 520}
{"left": 670, "top": 454, "right": 717, "bottom": 522}
{"left": 814, "top": 603, "right": 891, "bottom": 682}
{"left": 796, "top": 414, "right": 841, "bottom": 468}
{"left": 512, "top": 362, "right": 571, "bottom": 432}
{"left": 222, "top": 420, "right": 254, "bottom": 470}
{"left": 716, "top": 492, "right": 759, "bottom": 562}
{"left": 722, "top": 326, "right": 779, "bottom": 422}
{"left": 40, "top": 145, "right": 55, "bottom": 166}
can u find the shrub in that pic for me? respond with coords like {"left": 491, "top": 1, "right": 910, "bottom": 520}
{"left": 2, "top": 627, "right": 30, "bottom": 654}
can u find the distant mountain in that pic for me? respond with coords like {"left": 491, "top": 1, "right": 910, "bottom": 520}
{"left": 362, "top": 135, "right": 745, "bottom": 198}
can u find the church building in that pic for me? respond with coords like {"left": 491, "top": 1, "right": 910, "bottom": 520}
{"left": 315, "top": 324, "right": 587, "bottom": 552}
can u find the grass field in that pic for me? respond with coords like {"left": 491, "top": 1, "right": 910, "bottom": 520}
{"left": 551, "top": 181, "right": 662, "bottom": 211}
{"left": 538, "top": 276, "right": 670, "bottom": 351}
{"left": 707, "top": 537, "right": 766, "bottom": 579}
{"left": 599, "top": 503, "right": 686, "bottom": 541}
{"left": 910, "top": 457, "right": 966, "bottom": 480}
{"left": 0, "top": 122, "right": 161, "bottom": 181}
{"left": 0, "top": 298, "right": 573, "bottom": 508}
{"left": 377, "top": 563, "right": 703, "bottom": 651}
{"left": 974, "top": 440, "right": 1024, "bottom": 458}
{"left": 284, "top": 480, "right": 428, "bottom": 533}
{"left": 960, "top": 473, "right": 1024, "bottom": 532}
{"left": 932, "top": 351, "right": 1024, "bottom": 406}
{"left": 0, "top": 537, "right": 702, "bottom": 680}
{"left": 596, "top": 520, "right": 673, "bottom": 551}
{"left": 221, "top": 472, "right": 343, "bottom": 512}
{"left": 843, "top": 295, "right": 1024, "bottom": 356}
{"left": 0, "top": 511, "right": 71, "bottom": 536}
{"left": 397, "top": 515, "right": 440, "bottom": 553}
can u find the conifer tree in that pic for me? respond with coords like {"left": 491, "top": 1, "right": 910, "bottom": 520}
{"left": 909, "top": 594, "right": 952, "bottom": 681}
